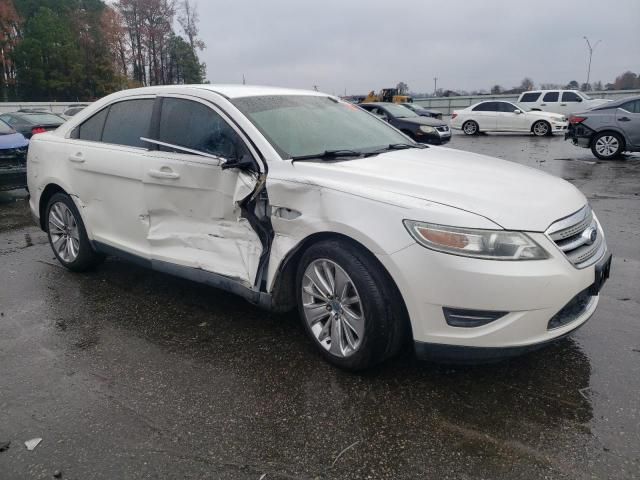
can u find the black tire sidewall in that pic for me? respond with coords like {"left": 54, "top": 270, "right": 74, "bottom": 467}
{"left": 295, "top": 240, "right": 397, "bottom": 371}
{"left": 591, "top": 132, "right": 623, "bottom": 159}
{"left": 46, "top": 193, "right": 102, "bottom": 271}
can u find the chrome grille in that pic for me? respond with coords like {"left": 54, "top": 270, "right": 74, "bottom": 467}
{"left": 435, "top": 125, "right": 449, "bottom": 132}
{"left": 547, "top": 206, "right": 605, "bottom": 269}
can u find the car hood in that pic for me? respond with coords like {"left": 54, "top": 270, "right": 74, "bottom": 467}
{"left": 288, "top": 147, "right": 586, "bottom": 232}
{"left": 396, "top": 116, "right": 445, "bottom": 127}
{"left": 0, "top": 132, "right": 29, "bottom": 148}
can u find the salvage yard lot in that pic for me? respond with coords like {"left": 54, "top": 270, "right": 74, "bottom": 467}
{"left": 1, "top": 132, "right": 639, "bottom": 479}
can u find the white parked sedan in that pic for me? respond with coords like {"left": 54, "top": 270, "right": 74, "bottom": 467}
{"left": 27, "top": 85, "right": 611, "bottom": 370}
{"left": 451, "top": 100, "right": 569, "bottom": 136}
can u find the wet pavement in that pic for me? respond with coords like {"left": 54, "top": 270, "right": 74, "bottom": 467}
{"left": 1, "top": 133, "right": 639, "bottom": 479}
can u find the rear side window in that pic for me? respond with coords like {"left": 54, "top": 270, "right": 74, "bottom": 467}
{"left": 473, "top": 102, "right": 498, "bottom": 112}
{"left": 543, "top": 92, "right": 559, "bottom": 102}
{"left": 157, "top": 98, "right": 249, "bottom": 160}
{"left": 102, "top": 99, "right": 154, "bottom": 148}
{"left": 562, "top": 92, "right": 582, "bottom": 102}
{"left": 520, "top": 92, "right": 541, "bottom": 102}
{"left": 621, "top": 100, "right": 640, "bottom": 113}
{"left": 497, "top": 102, "right": 518, "bottom": 113}
{"left": 78, "top": 108, "right": 108, "bottom": 142}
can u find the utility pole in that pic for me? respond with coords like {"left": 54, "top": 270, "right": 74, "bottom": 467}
{"left": 433, "top": 77, "right": 438, "bottom": 96}
{"left": 583, "top": 36, "right": 601, "bottom": 89}
{"left": 242, "top": 74, "right": 246, "bottom": 85}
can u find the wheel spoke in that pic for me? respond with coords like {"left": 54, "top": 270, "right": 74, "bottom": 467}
{"left": 303, "top": 302, "right": 330, "bottom": 325}
{"left": 342, "top": 319, "right": 359, "bottom": 350}
{"left": 312, "top": 263, "right": 333, "bottom": 297}
{"left": 329, "top": 316, "right": 343, "bottom": 356}
{"left": 342, "top": 312, "right": 364, "bottom": 339}
{"left": 303, "top": 285, "right": 328, "bottom": 303}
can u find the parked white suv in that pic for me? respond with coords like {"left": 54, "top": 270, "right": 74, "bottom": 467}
{"left": 27, "top": 85, "right": 611, "bottom": 370}
{"left": 517, "top": 90, "right": 610, "bottom": 116}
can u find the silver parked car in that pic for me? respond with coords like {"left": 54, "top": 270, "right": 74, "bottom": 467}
{"left": 566, "top": 96, "right": 640, "bottom": 159}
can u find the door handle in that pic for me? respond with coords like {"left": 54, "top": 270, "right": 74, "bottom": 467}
{"left": 148, "top": 168, "right": 180, "bottom": 179}
{"left": 540, "top": 103, "right": 547, "bottom": 106}
{"left": 619, "top": 117, "right": 631, "bottom": 122}
{"left": 560, "top": 103, "right": 567, "bottom": 106}
{"left": 68, "top": 152, "right": 85, "bottom": 163}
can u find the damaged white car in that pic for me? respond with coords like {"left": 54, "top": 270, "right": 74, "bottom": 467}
{"left": 27, "top": 85, "right": 611, "bottom": 370}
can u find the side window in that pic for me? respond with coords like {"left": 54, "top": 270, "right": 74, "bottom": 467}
{"left": 621, "top": 100, "right": 640, "bottom": 113}
{"left": 102, "top": 99, "right": 154, "bottom": 148}
{"left": 562, "top": 92, "right": 582, "bottom": 102}
{"left": 543, "top": 92, "right": 559, "bottom": 102}
{"left": 77, "top": 108, "right": 109, "bottom": 142}
{"left": 1, "top": 115, "right": 16, "bottom": 125}
{"left": 498, "top": 102, "right": 518, "bottom": 113}
{"left": 473, "top": 102, "right": 498, "bottom": 112}
{"left": 520, "top": 92, "right": 541, "bottom": 102}
{"left": 157, "top": 97, "right": 249, "bottom": 160}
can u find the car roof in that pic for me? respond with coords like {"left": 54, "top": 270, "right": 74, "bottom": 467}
{"left": 594, "top": 95, "right": 640, "bottom": 109}
{"left": 109, "top": 84, "right": 328, "bottom": 100}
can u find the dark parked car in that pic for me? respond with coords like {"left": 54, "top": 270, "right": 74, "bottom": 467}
{"left": 0, "top": 120, "right": 29, "bottom": 191}
{"left": 0, "top": 112, "right": 65, "bottom": 139}
{"left": 399, "top": 103, "right": 443, "bottom": 119}
{"left": 359, "top": 102, "right": 451, "bottom": 145}
{"left": 566, "top": 96, "right": 640, "bottom": 159}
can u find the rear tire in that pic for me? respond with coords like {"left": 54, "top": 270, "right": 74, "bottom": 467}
{"left": 46, "top": 193, "right": 104, "bottom": 272}
{"left": 462, "top": 120, "right": 479, "bottom": 135}
{"left": 296, "top": 239, "right": 407, "bottom": 371}
{"left": 591, "top": 132, "right": 624, "bottom": 159}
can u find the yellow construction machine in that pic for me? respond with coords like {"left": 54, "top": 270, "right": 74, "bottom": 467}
{"left": 362, "top": 88, "right": 412, "bottom": 104}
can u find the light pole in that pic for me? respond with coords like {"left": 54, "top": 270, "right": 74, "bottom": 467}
{"left": 583, "top": 36, "right": 601, "bottom": 89}
{"left": 433, "top": 77, "right": 437, "bottom": 96}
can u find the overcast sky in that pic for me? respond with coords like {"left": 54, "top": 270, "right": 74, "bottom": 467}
{"left": 195, "top": 0, "right": 640, "bottom": 95}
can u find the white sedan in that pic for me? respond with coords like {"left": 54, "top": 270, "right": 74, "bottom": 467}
{"left": 27, "top": 85, "right": 610, "bottom": 370}
{"left": 451, "top": 100, "right": 568, "bottom": 136}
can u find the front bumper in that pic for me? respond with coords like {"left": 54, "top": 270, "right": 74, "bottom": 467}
{"left": 379, "top": 231, "right": 610, "bottom": 360}
{"left": 415, "top": 129, "right": 451, "bottom": 145}
{"left": 0, "top": 166, "right": 27, "bottom": 192}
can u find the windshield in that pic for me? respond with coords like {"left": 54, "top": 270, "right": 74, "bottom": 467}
{"left": 381, "top": 104, "right": 419, "bottom": 118}
{"left": 579, "top": 92, "right": 592, "bottom": 100}
{"left": 0, "top": 120, "right": 15, "bottom": 135}
{"left": 24, "top": 113, "right": 64, "bottom": 125}
{"left": 232, "top": 95, "right": 412, "bottom": 159}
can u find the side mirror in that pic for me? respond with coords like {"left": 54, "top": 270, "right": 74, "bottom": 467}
{"left": 576, "top": 97, "right": 583, "bottom": 102}
{"left": 514, "top": 109, "right": 522, "bottom": 114}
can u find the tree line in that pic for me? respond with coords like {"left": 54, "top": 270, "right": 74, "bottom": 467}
{"left": 0, "top": 0, "right": 206, "bottom": 101}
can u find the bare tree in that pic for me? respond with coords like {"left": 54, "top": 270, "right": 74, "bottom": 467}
{"left": 178, "top": 0, "right": 205, "bottom": 51}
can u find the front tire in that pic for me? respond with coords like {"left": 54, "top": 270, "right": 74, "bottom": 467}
{"left": 46, "top": 193, "right": 104, "bottom": 271}
{"left": 462, "top": 120, "right": 479, "bottom": 135}
{"left": 296, "top": 240, "right": 406, "bottom": 371}
{"left": 591, "top": 132, "right": 624, "bottom": 159}
{"left": 532, "top": 120, "right": 551, "bottom": 136}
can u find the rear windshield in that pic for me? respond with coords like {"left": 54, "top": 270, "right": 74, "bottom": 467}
{"left": 24, "top": 113, "right": 64, "bottom": 125}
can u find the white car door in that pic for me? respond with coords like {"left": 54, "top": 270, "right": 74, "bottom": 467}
{"left": 66, "top": 96, "right": 155, "bottom": 256}
{"left": 141, "top": 95, "right": 264, "bottom": 286}
{"left": 539, "top": 91, "right": 561, "bottom": 114}
{"left": 469, "top": 102, "right": 498, "bottom": 131}
{"left": 496, "top": 102, "right": 528, "bottom": 131}
{"left": 559, "top": 91, "right": 584, "bottom": 115}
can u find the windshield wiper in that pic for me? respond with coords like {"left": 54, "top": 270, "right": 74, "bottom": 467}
{"left": 291, "top": 149, "right": 364, "bottom": 163}
{"left": 364, "top": 143, "right": 427, "bottom": 157}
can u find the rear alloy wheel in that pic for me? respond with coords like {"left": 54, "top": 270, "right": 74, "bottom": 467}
{"left": 462, "top": 120, "right": 479, "bottom": 135}
{"left": 296, "top": 240, "right": 407, "bottom": 370}
{"left": 46, "top": 193, "right": 104, "bottom": 271}
{"left": 591, "top": 132, "right": 623, "bottom": 160}
{"left": 532, "top": 120, "right": 550, "bottom": 136}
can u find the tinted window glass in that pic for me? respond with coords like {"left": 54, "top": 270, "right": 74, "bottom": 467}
{"left": 562, "top": 92, "right": 582, "bottom": 102}
{"left": 520, "top": 92, "right": 541, "bottom": 102}
{"left": 158, "top": 98, "right": 249, "bottom": 160}
{"left": 621, "top": 100, "right": 640, "bottom": 113}
{"left": 498, "top": 102, "right": 518, "bottom": 113}
{"left": 0, "top": 120, "right": 14, "bottom": 134}
{"left": 543, "top": 92, "right": 559, "bottom": 102}
{"left": 102, "top": 99, "right": 154, "bottom": 148}
{"left": 78, "top": 108, "right": 108, "bottom": 142}
{"left": 473, "top": 102, "right": 498, "bottom": 112}
{"left": 23, "top": 113, "right": 64, "bottom": 125}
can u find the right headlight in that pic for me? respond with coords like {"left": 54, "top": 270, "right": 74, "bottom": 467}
{"left": 419, "top": 125, "right": 436, "bottom": 133}
{"left": 403, "top": 220, "right": 549, "bottom": 260}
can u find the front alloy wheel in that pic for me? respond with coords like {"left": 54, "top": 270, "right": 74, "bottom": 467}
{"left": 532, "top": 120, "right": 550, "bottom": 136}
{"left": 48, "top": 202, "right": 80, "bottom": 263}
{"left": 301, "top": 259, "right": 365, "bottom": 357}
{"left": 463, "top": 121, "right": 478, "bottom": 135}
